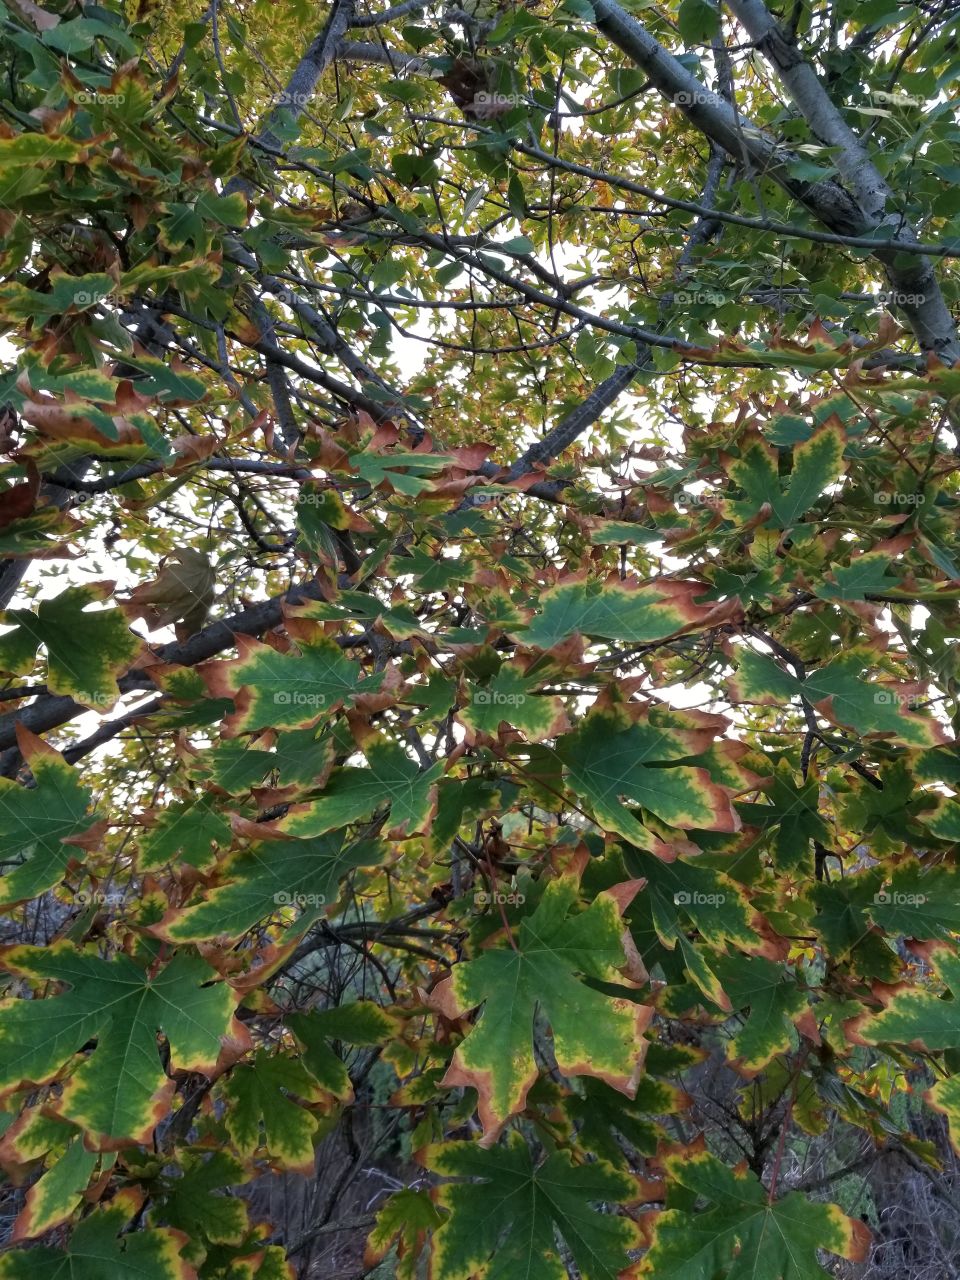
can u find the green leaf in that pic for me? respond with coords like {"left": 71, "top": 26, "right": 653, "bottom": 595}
{"left": 0, "top": 1189, "right": 193, "bottom": 1279}
{"left": 729, "top": 648, "right": 945, "bottom": 747}
{"left": 624, "top": 848, "right": 758, "bottom": 951}
{"left": 426, "top": 874, "right": 651, "bottom": 1139}
{"left": 677, "top": 0, "right": 718, "bottom": 43}
{"left": 294, "top": 590, "right": 428, "bottom": 640}
{"left": 855, "top": 944, "right": 960, "bottom": 1052}
{"left": 737, "top": 758, "right": 830, "bottom": 872}
{"left": 138, "top": 796, "right": 234, "bottom": 871}
{"left": 151, "top": 1151, "right": 248, "bottom": 1246}
{"left": 556, "top": 707, "right": 739, "bottom": 850}
{"left": 711, "top": 954, "right": 810, "bottom": 1072}
{"left": 815, "top": 552, "right": 899, "bottom": 601}
{"left": 776, "top": 421, "right": 846, "bottom": 525}
{"left": 202, "top": 630, "right": 382, "bottom": 733}
{"left": 159, "top": 830, "right": 382, "bottom": 943}
{"left": 288, "top": 1001, "right": 394, "bottom": 1097}
{"left": 0, "top": 946, "right": 241, "bottom": 1145}
{"left": 0, "top": 585, "right": 139, "bottom": 707}
{"left": 640, "top": 1148, "right": 869, "bottom": 1277}
{"left": 459, "top": 664, "right": 569, "bottom": 741}
{"left": 365, "top": 1188, "right": 442, "bottom": 1280}
{"left": 499, "top": 235, "right": 535, "bottom": 254}
{"left": 279, "top": 736, "right": 443, "bottom": 838}
{"left": 589, "top": 520, "right": 661, "bottom": 546}
{"left": 426, "top": 1135, "right": 642, "bottom": 1280}
{"left": 867, "top": 865, "right": 960, "bottom": 940}
{"left": 43, "top": 16, "right": 137, "bottom": 54}
{"left": 194, "top": 190, "right": 248, "bottom": 227}
{"left": 12, "top": 1135, "right": 98, "bottom": 1239}
{"left": 0, "top": 732, "right": 96, "bottom": 908}
{"left": 221, "top": 1048, "right": 326, "bottom": 1172}
{"left": 566, "top": 1075, "right": 683, "bottom": 1165}
{"left": 355, "top": 449, "right": 451, "bottom": 494}
{"left": 811, "top": 870, "right": 902, "bottom": 982}
{"left": 0, "top": 134, "right": 86, "bottom": 167}
{"left": 515, "top": 578, "right": 725, "bottom": 649}
{"left": 726, "top": 423, "right": 846, "bottom": 529}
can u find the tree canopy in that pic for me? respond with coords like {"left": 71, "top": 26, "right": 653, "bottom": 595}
{"left": 1, "top": 0, "right": 960, "bottom": 1275}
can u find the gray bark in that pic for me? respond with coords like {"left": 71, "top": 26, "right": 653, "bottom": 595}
{"left": 590, "top": 0, "right": 960, "bottom": 363}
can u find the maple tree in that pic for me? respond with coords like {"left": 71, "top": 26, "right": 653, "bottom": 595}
{"left": 1, "top": 0, "right": 960, "bottom": 1275}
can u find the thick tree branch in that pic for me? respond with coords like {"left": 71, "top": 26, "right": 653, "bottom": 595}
{"left": 503, "top": 356, "right": 649, "bottom": 483}
{"left": 724, "top": 0, "right": 960, "bottom": 362}
{"left": 334, "top": 38, "right": 430, "bottom": 72}
{"left": 0, "top": 578, "right": 338, "bottom": 756}
{"left": 349, "top": 0, "right": 428, "bottom": 27}
{"left": 227, "top": 0, "right": 356, "bottom": 188}
{"left": 590, "top": 0, "right": 960, "bottom": 362}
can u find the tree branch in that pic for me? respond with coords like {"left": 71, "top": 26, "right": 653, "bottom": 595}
{"left": 590, "top": 0, "right": 960, "bottom": 362}
{"left": 724, "top": 0, "right": 960, "bottom": 362}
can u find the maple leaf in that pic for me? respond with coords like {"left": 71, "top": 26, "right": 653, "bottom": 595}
{"left": 11, "top": 1134, "right": 97, "bottom": 1241}
{"left": 221, "top": 1048, "right": 329, "bottom": 1173}
{"left": 729, "top": 647, "right": 947, "bottom": 747}
{"left": 737, "top": 758, "right": 830, "bottom": 871}
{"left": 640, "top": 1148, "right": 869, "bottom": 1278}
{"left": 219, "top": 1001, "right": 394, "bottom": 1171}
{"left": 200, "top": 626, "right": 383, "bottom": 735}
{"left": 0, "top": 945, "right": 246, "bottom": 1146}
{"left": 426, "top": 874, "right": 652, "bottom": 1142}
{"left": 150, "top": 1151, "right": 249, "bottom": 1248}
{"left": 278, "top": 735, "right": 443, "bottom": 838}
{"left": 458, "top": 661, "right": 570, "bottom": 741}
{"left": 514, "top": 576, "right": 735, "bottom": 650}
{"left": 0, "top": 728, "right": 98, "bottom": 908}
{"left": 364, "top": 1188, "right": 442, "bottom": 1280}
{"left": 158, "top": 830, "right": 382, "bottom": 943}
{"left": 556, "top": 706, "right": 740, "bottom": 849}
{"left": 0, "top": 1188, "right": 194, "bottom": 1280}
{"left": 0, "top": 583, "right": 139, "bottom": 708}
{"left": 424, "top": 1135, "right": 642, "bottom": 1280}
{"left": 287, "top": 1000, "right": 396, "bottom": 1097}
{"left": 566, "top": 1075, "right": 687, "bottom": 1166}
{"left": 138, "top": 796, "right": 233, "bottom": 871}
{"left": 710, "top": 953, "right": 812, "bottom": 1073}
{"left": 723, "top": 420, "right": 846, "bottom": 529}
{"left": 852, "top": 944, "right": 960, "bottom": 1052}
